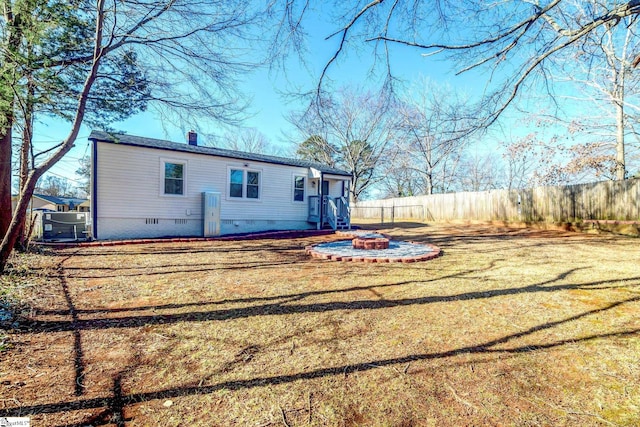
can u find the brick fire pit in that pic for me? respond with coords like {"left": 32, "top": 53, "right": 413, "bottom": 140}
{"left": 306, "top": 230, "right": 441, "bottom": 263}
{"left": 352, "top": 236, "right": 390, "bottom": 250}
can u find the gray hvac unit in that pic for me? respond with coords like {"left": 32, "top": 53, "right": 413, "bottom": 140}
{"left": 42, "top": 212, "right": 89, "bottom": 241}
{"left": 202, "top": 192, "right": 221, "bottom": 237}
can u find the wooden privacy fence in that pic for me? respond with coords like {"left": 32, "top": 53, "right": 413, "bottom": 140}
{"left": 352, "top": 179, "right": 640, "bottom": 223}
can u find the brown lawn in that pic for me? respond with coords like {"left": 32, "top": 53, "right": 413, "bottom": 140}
{"left": 1, "top": 222, "right": 639, "bottom": 426}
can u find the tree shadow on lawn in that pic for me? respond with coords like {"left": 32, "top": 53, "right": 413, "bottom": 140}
{"left": 37, "top": 258, "right": 505, "bottom": 317}
{"left": 4, "top": 245, "right": 640, "bottom": 425}
{"left": 60, "top": 259, "right": 307, "bottom": 279}
{"left": 13, "top": 264, "right": 639, "bottom": 415}
{"left": 21, "top": 269, "right": 640, "bottom": 333}
{"left": 385, "top": 224, "right": 604, "bottom": 246}
{"left": 2, "top": 294, "right": 639, "bottom": 425}
{"left": 49, "top": 240, "right": 315, "bottom": 278}
{"left": 355, "top": 221, "right": 430, "bottom": 229}
{"left": 48, "top": 228, "right": 580, "bottom": 281}
{"left": 51, "top": 228, "right": 582, "bottom": 275}
{"left": 358, "top": 222, "right": 550, "bottom": 249}
{"left": 52, "top": 240, "right": 327, "bottom": 279}
{"left": 55, "top": 241, "right": 321, "bottom": 258}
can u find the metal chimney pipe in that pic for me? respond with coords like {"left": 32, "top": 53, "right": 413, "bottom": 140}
{"left": 187, "top": 130, "right": 197, "bottom": 146}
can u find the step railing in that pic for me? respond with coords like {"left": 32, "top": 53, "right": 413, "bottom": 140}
{"left": 327, "top": 198, "right": 338, "bottom": 230}
{"left": 338, "top": 196, "right": 351, "bottom": 229}
{"left": 309, "top": 195, "right": 351, "bottom": 230}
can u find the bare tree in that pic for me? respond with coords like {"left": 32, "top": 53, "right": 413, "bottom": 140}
{"left": 379, "top": 143, "right": 421, "bottom": 198}
{"left": 458, "top": 150, "right": 504, "bottom": 192}
{"left": 548, "top": 4, "right": 640, "bottom": 180}
{"left": 219, "top": 128, "right": 280, "bottom": 155}
{"left": 561, "top": 141, "right": 618, "bottom": 181}
{"left": 501, "top": 133, "right": 567, "bottom": 190}
{"left": 396, "top": 81, "right": 477, "bottom": 195}
{"left": 36, "top": 175, "right": 75, "bottom": 197}
{"left": 277, "top": 1, "right": 640, "bottom": 155}
{"left": 289, "top": 88, "right": 397, "bottom": 202}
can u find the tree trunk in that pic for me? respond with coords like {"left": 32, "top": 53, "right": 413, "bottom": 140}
{"left": 425, "top": 170, "right": 434, "bottom": 195}
{"left": 349, "top": 177, "right": 357, "bottom": 204}
{"left": 0, "top": 171, "right": 39, "bottom": 272}
{"left": 0, "top": 128, "right": 12, "bottom": 240}
{"left": 15, "top": 77, "right": 35, "bottom": 250}
{"left": 611, "top": 22, "right": 627, "bottom": 181}
{"left": 615, "top": 89, "right": 626, "bottom": 180}
{"left": 0, "top": 1, "right": 21, "bottom": 241}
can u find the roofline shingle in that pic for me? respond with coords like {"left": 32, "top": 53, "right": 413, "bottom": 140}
{"left": 88, "top": 130, "right": 352, "bottom": 177}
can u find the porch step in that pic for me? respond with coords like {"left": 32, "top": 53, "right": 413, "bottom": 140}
{"left": 335, "top": 218, "right": 350, "bottom": 230}
{"left": 319, "top": 221, "right": 350, "bottom": 230}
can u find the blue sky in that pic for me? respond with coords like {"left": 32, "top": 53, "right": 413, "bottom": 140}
{"left": 30, "top": 4, "right": 620, "bottom": 190}
{"left": 36, "top": 11, "right": 488, "bottom": 187}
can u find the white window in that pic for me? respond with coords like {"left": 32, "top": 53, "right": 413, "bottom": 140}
{"left": 228, "top": 167, "right": 261, "bottom": 200}
{"left": 229, "top": 169, "right": 243, "bottom": 197}
{"left": 293, "top": 175, "right": 305, "bottom": 202}
{"left": 247, "top": 171, "right": 260, "bottom": 199}
{"left": 161, "top": 159, "right": 187, "bottom": 196}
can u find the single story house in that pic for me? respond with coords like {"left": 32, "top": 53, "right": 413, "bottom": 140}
{"left": 89, "top": 130, "right": 352, "bottom": 240}
{"left": 11, "top": 193, "right": 88, "bottom": 213}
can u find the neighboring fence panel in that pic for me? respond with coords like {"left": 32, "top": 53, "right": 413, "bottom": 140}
{"left": 26, "top": 211, "right": 43, "bottom": 240}
{"left": 353, "top": 179, "right": 640, "bottom": 223}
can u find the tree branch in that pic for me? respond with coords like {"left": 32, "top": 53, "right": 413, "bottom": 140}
{"left": 317, "top": 0, "right": 384, "bottom": 96}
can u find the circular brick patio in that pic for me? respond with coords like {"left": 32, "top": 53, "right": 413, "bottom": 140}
{"left": 306, "top": 231, "right": 441, "bottom": 263}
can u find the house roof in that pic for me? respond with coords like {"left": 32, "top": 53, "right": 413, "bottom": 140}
{"left": 12, "top": 193, "right": 88, "bottom": 207}
{"left": 34, "top": 194, "right": 87, "bottom": 206}
{"left": 89, "top": 130, "right": 352, "bottom": 177}
{"left": 32, "top": 194, "right": 66, "bottom": 204}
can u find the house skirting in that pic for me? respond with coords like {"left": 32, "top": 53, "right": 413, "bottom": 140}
{"left": 95, "top": 217, "right": 314, "bottom": 240}
{"left": 219, "top": 219, "right": 313, "bottom": 236}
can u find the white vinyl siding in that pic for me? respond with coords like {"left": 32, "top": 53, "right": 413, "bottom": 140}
{"left": 94, "top": 141, "right": 349, "bottom": 239}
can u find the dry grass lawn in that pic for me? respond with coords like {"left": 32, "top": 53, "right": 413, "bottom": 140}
{"left": 1, "top": 222, "right": 639, "bottom": 426}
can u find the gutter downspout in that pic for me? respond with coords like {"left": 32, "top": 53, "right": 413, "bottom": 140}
{"left": 91, "top": 139, "right": 98, "bottom": 240}
{"left": 319, "top": 172, "right": 324, "bottom": 229}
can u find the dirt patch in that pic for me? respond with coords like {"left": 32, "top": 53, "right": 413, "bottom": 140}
{"left": 1, "top": 223, "right": 639, "bottom": 426}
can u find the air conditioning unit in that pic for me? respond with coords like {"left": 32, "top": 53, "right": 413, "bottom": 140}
{"left": 41, "top": 212, "right": 89, "bottom": 241}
